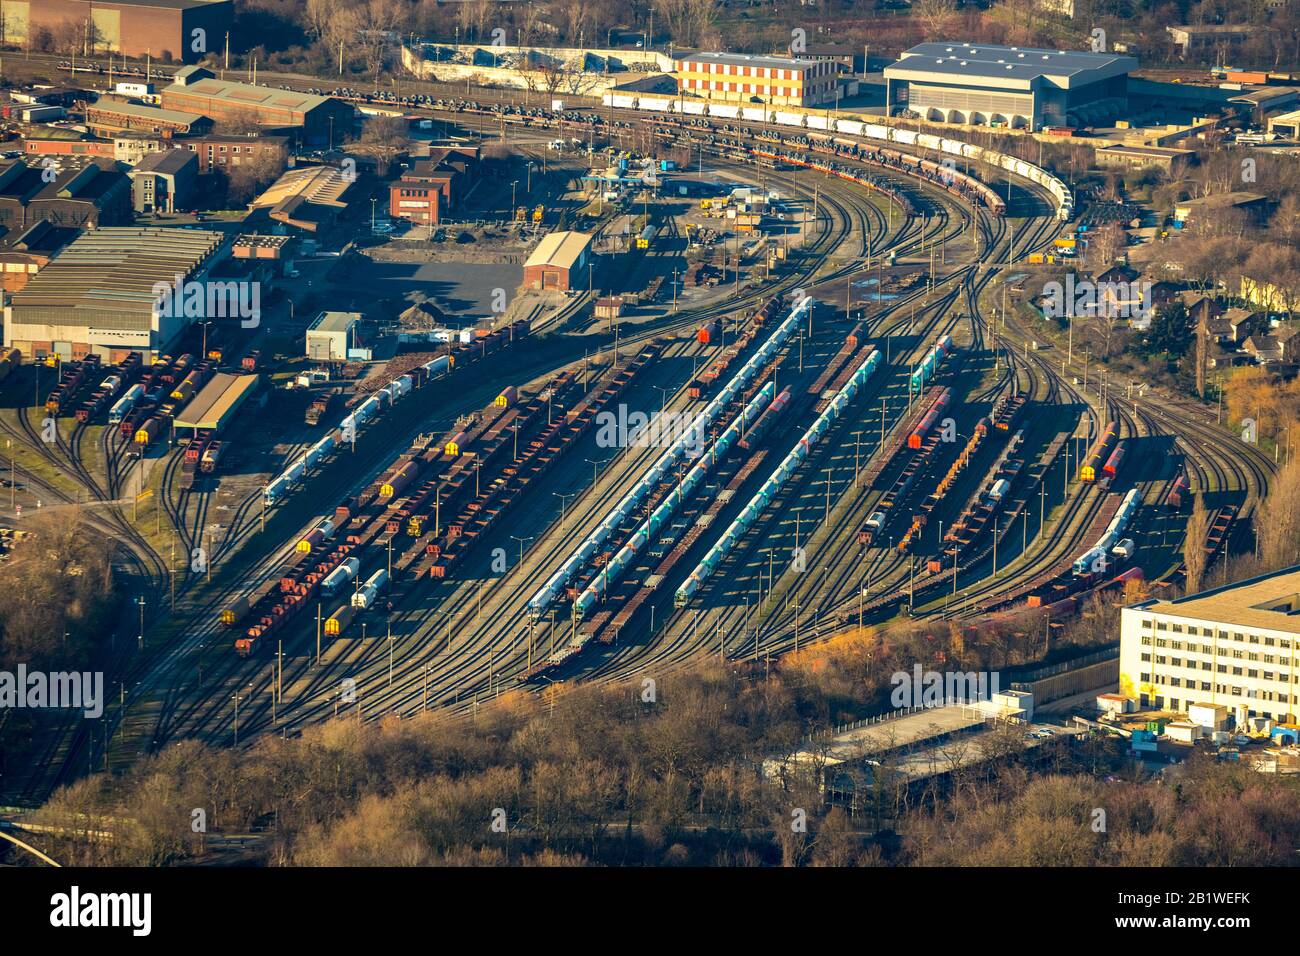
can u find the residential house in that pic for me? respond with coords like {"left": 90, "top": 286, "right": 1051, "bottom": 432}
{"left": 1244, "top": 333, "right": 1285, "bottom": 364}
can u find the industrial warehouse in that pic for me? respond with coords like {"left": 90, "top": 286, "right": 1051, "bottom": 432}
{"left": 2, "top": 227, "right": 230, "bottom": 362}
{"left": 0, "top": 4, "right": 1293, "bottom": 893}
{"left": 884, "top": 43, "right": 1136, "bottom": 129}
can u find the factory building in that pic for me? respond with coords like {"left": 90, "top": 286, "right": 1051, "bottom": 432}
{"left": 884, "top": 43, "right": 1136, "bottom": 130}
{"left": 672, "top": 52, "right": 839, "bottom": 108}
{"left": 522, "top": 230, "right": 592, "bottom": 292}
{"left": 162, "top": 67, "right": 355, "bottom": 146}
{"left": 1119, "top": 566, "right": 1300, "bottom": 727}
{"left": 84, "top": 99, "right": 213, "bottom": 138}
{"left": 0, "top": 158, "right": 132, "bottom": 232}
{"left": 388, "top": 147, "right": 480, "bottom": 226}
{"left": 305, "top": 311, "right": 360, "bottom": 362}
{"left": 0, "top": 0, "right": 233, "bottom": 64}
{"left": 0, "top": 221, "right": 79, "bottom": 293}
{"left": 3, "top": 226, "right": 231, "bottom": 362}
{"left": 245, "top": 164, "right": 354, "bottom": 234}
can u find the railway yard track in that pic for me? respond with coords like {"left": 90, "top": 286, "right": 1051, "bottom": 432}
{"left": 2, "top": 102, "right": 1277, "bottom": 803}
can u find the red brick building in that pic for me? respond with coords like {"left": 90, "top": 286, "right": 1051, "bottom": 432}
{"left": 166, "top": 133, "right": 290, "bottom": 174}
{"left": 22, "top": 139, "right": 115, "bottom": 159}
{"left": 388, "top": 147, "right": 479, "bottom": 225}
{"left": 522, "top": 231, "right": 592, "bottom": 292}
{"left": 11, "top": 0, "right": 233, "bottom": 64}
{"left": 162, "top": 66, "right": 354, "bottom": 146}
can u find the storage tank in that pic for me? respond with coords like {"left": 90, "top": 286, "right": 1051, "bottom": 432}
{"left": 445, "top": 431, "right": 468, "bottom": 457}
{"left": 296, "top": 519, "right": 337, "bottom": 553}
{"left": 380, "top": 460, "right": 419, "bottom": 498}
{"left": 325, "top": 603, "right": 357, "bottom": 637}
{"left": 321, "top": 557, "right": 361, "bottom": 595}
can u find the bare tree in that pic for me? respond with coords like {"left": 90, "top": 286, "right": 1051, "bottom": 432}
{"left": 1183, "top": 494, "right": 1210, "bottom": 595}
{"left": 913, "top": 0, "right": 957, "bottom": 38}
{"left": 1257, "top": 459, "right": 1300, "bottom": 572}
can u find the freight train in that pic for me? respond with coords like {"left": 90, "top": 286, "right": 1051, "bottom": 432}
{"left": 606, "top": 92, "right": 1072, "bottom": 219}
{"left": 676, "top": 348, "right": 883, "bottom": 607}
{"left": 575, "top": 380, "right": 776, "bottom": 620}
{"left": 908, "top": 388, "right": 952, "bottom": 450}
{"left": 228, "top": 350, "right": 661, "bottom": 654}
{"left": 529, "top": 297, "right": 814, "bottom": 622}
{"left": 1072, "top": 488, "right": 1142, "bottom": 575}
{"left": 1078, "top": 421, "right": 1118, "bottom": 483}
{"left": 909, "top": 334, "right": 954, "bottom": 393}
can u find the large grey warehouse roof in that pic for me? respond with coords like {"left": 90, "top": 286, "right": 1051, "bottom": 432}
{"left": 9, "top": 227, "right": 227, "bottom": 312}
{"left": 887, "top": 43, "right": 1136, "bottom": 89}
{"left": 308, "top": 311, "right": 361, "bottom": 333}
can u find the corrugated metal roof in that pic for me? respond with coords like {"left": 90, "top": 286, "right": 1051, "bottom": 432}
{"left": 524, "top": 230, "right": 591, "bottom": 272}
{"left": 308, "top": 311, "right": 361, "bottom": 334}
{"left": 88, "top": 98, "right": 207, "bottom": 126}
{"left": 174, "top": 372, "right": 260, "bottom": 431}
{"left": 251, "top": 165, "right": 352, "bottom": 208}
{"left": 8, "top": 227, "right": 227, "bottom": 313}
{"left": 165, "top": 75, "right": 335, "bottom": 114}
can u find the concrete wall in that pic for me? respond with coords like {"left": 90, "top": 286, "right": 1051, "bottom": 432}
{"left": 402, "top": 44, "right": 667, "bottom": 98}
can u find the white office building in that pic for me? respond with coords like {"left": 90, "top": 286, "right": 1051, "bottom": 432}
{"left": 1119, "top": 565, "right": 1300, "bottom": 728}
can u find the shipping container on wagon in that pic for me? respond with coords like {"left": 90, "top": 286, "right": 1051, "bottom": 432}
{"left": 845, "top": 322, "right": 869, "bottom": 351}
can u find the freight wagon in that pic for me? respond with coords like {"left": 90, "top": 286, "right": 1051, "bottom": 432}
{"left": 909, "top": 334, "right": 954, "bottom": 393}
{"left": 1167, "top": 472, "right": 1188, "bottom": 512}
{"left": 324, "top": 603, "right": 357, "bottom": 637}
{"left": 908, "top": 388, "right": 952, "bottom": 450}
{"left": 697, "top": 319, "right": 721, "bottom": 346}
{"left": 1078, "top": 422, "right": 1118, "bottom": 482}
